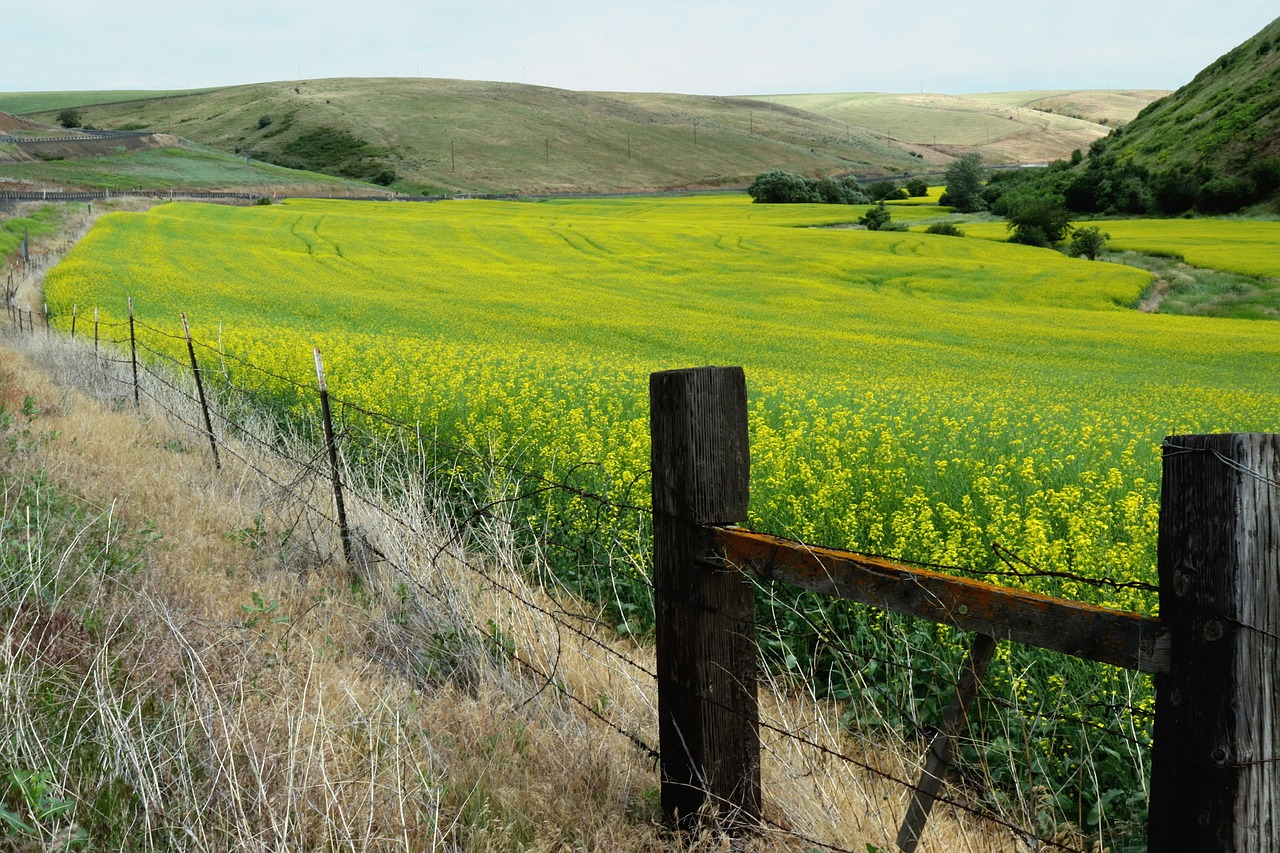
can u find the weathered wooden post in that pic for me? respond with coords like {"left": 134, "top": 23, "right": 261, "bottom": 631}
{"left": 650, "top": 366, "right": 759, "bottom": 830}
{"left": 128, "top": 298, "right": 139, "bottom": 410}
{"left": 1151, "top": 433, "right": 1280, "bottom": 850}
{"left": 314, "top": 347, "right": 353, "bottom": 565}
{"left": 182, "top": 313, "right": 220, "bottom": 469}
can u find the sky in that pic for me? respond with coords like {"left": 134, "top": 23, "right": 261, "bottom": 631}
{"left": 3, "top": 2, "right": 1276, "bottom": 96}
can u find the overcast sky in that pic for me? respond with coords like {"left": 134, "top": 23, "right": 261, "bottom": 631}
{"left": 4, "top": 2, "right": 1275, "bottom": 96}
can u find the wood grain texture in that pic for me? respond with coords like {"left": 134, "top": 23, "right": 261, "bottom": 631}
{"left": 1150, "top": 433, "right": 1280, "bottom": 851}
{"left": 710, "top": 527, "right": 1169, "bottom": 674}
{"left": 650, "top": 367, "right": 759, "bottom": 829}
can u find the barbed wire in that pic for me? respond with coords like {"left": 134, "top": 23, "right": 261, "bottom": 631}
{"left": 28, "top": 306, "right": 1149, "bottom": 849}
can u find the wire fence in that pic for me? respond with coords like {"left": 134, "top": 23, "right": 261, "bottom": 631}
{"left": 6, "top": 300, "right": 1168, "bottom": 852}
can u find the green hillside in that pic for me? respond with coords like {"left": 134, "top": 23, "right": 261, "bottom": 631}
{"left": 0, "top": 89, "right": 219, "bottom": 115}
{"left": 1110, "top": 16, "right": 1280, "bottom": 173}
{"left": 21, "top": 78, "right": 932, "bottom": 195}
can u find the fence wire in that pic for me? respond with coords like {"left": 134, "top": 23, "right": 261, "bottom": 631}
{"left": 7, "top": 305, "right": 1172, "bottom": 852}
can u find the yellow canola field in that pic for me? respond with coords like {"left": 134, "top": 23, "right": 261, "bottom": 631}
{"left": 960, "top": 218, "right": 1280, "bottom": 278}
{"left": 46, "top": 195, "right": 1280, "bottom": 616}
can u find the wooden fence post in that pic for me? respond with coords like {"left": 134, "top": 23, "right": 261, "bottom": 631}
{"left": 314, "top": 347, "right": 353, "bottom": 565}
{"left": 650, "top": 366, "right": 759, "bottom": 830}
{"left": 1151, "top": 433, "right": 1280, "bottom": 850}
{"left": 128, "top": 298, "right": 139, "bottom": 410}
{"left": 181, "top": 313, "right": 220, "bottom": 469}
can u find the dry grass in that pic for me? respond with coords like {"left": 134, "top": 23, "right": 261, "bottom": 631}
{"left": 0, "top": 319, "right": 1048, "bottom": 850}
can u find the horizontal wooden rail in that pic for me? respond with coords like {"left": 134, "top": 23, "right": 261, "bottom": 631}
{"left": 706, "top": 527, "right": 1170, "bottom": 675}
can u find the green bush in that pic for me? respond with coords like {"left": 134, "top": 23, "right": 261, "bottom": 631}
{"left": 747, "top": 170, "right": 868, "bottom": 205}
{"left": 924, "top": 222, "right": 965, "bottom": 237}
{"left": 1068, "top": 226, "right": 1110, "bottom": 260}
{"left": 1197, "top": 175, "right": 1256, "bottom": 213}
{"left": 859, "top": 202, "right": 892, "bottom": 231}
{"left": 1006, "top": 197, "right": 1073, "bottom": 247}
{"left": 905, "top": 177, "right": 929, "bottom": 197}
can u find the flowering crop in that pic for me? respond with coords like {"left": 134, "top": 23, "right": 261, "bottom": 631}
{"left": 46, "top": 196, "right": 1279, "bottom": 605}
{"left": 45, "top": 194, "right": 1280, "bottom": 840}
{"left": 960, "top": 218, "right": 1280, "bottom": 278}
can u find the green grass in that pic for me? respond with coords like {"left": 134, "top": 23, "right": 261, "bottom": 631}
{"left": 0, "top": 89, "right": 222, "bottom": 115}
{"left": 0, "top": 146, "right": 364, "bottom": 191}
{"left": 0, "top": 206, "right": 62, "bottom": 258}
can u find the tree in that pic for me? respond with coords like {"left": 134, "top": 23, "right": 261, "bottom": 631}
{"left": 1006, "top": 196, "right": 1073, "bottom": 247}
{"left": 905, "top": 177, "right": 929, "bottom": 197}
{"left": 860, "top": 202, "right": 892, "bottom": 231}
{"left": 942, "top": 153, "right": 987, "bottom": 212}
{"left": 1068, "top": 226, "right": 1110, "bottom": 260}
{"left": 56, "top": 109, "right": 82, "bottom": 129}
{"left": 748, "top": 169, "right": 818, "bottom": 204}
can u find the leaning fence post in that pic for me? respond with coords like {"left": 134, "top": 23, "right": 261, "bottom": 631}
{"left": 897, "top": 632, "right": 998, "bottom": 852}
{"left": 1150, "top": 433, "right": 1280, "bottom": 851}
{"left": 181, "top": 313, "right": 220, "bottom": 470}
{"left": 315, "top": 347, "right": 353, "bottom": 565}
{"left": 650, "top": 366, "right": 759, "bottom": 830}
{"left": 70, "top": 304, "right": 77, "bottom": 338}
{"left": 128, "top": 298, "right": 139, "bottom": 410}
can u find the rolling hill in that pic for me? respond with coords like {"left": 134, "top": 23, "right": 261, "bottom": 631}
{"left": 3, "top": 80, "right": 1162, "bottom": 195}
{"left": 1101, "top": 15, "right": 1280, "bottom": 177}
{"left": 754, "top": 90, "right": 1165, "bottom": 165}
{"left": 13, "top": 79, "right": 926, "bottom": 195}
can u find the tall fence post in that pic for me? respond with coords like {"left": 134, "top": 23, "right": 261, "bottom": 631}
{"left": 650, "top": 366, "right": 759, "bottom": 830}
{"left": 181, "top": 313, "right": 220, "bottom": 470}
{"left": 70, "top": 304, "right": 77, "bottom": 339}
{"left": 93, "top": 307, "right": 99, "bottom": 358}
{"left": 314, "top": 347, "right": 354, "bottom": 565}
{"left": 128, "top": 298, "right": 139, "bottom": 410}
{"left": 1151, "top": 433, "right": 1280, "bottom": 850}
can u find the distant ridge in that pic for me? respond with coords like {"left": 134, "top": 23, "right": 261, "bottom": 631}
{"left": 6, "top": 79, "right": 1158, "bottom": 195}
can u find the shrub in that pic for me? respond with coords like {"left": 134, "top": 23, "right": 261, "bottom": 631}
{"left": 1068, "top": 226, "right": 1110, "bottom": 260}
{"left": 1197, "top": 175, "right": 1256, "bottom": 213}
{"left": 860, "top": 202, "right": 892, "bottom": 231}
{"left": 748, "top": 169, "right": 818, "bottom": 204}
{"left": 56, "top": 109, "right": 81, "bottom": 129}
{"left": 905, "top": 177, "right": 929, "bottom": 197}
{"left": 258, "top": 115, "right": 273, "bottom": 129}
{"left": 865, "top": 181, "right": 902, "bottom": 202}
{"left": 924, "top": 222, "right": 965, "bottom": 237}
{"left": 1151, "top": 169, "right": 1201, "bottom": 215}
{"left": 1006, "top": 197, "right": 1073, "bottom": 246}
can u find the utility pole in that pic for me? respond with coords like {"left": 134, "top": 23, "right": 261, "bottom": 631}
{"left": 451, "top": 139, "right": 455, "bottom": 173}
